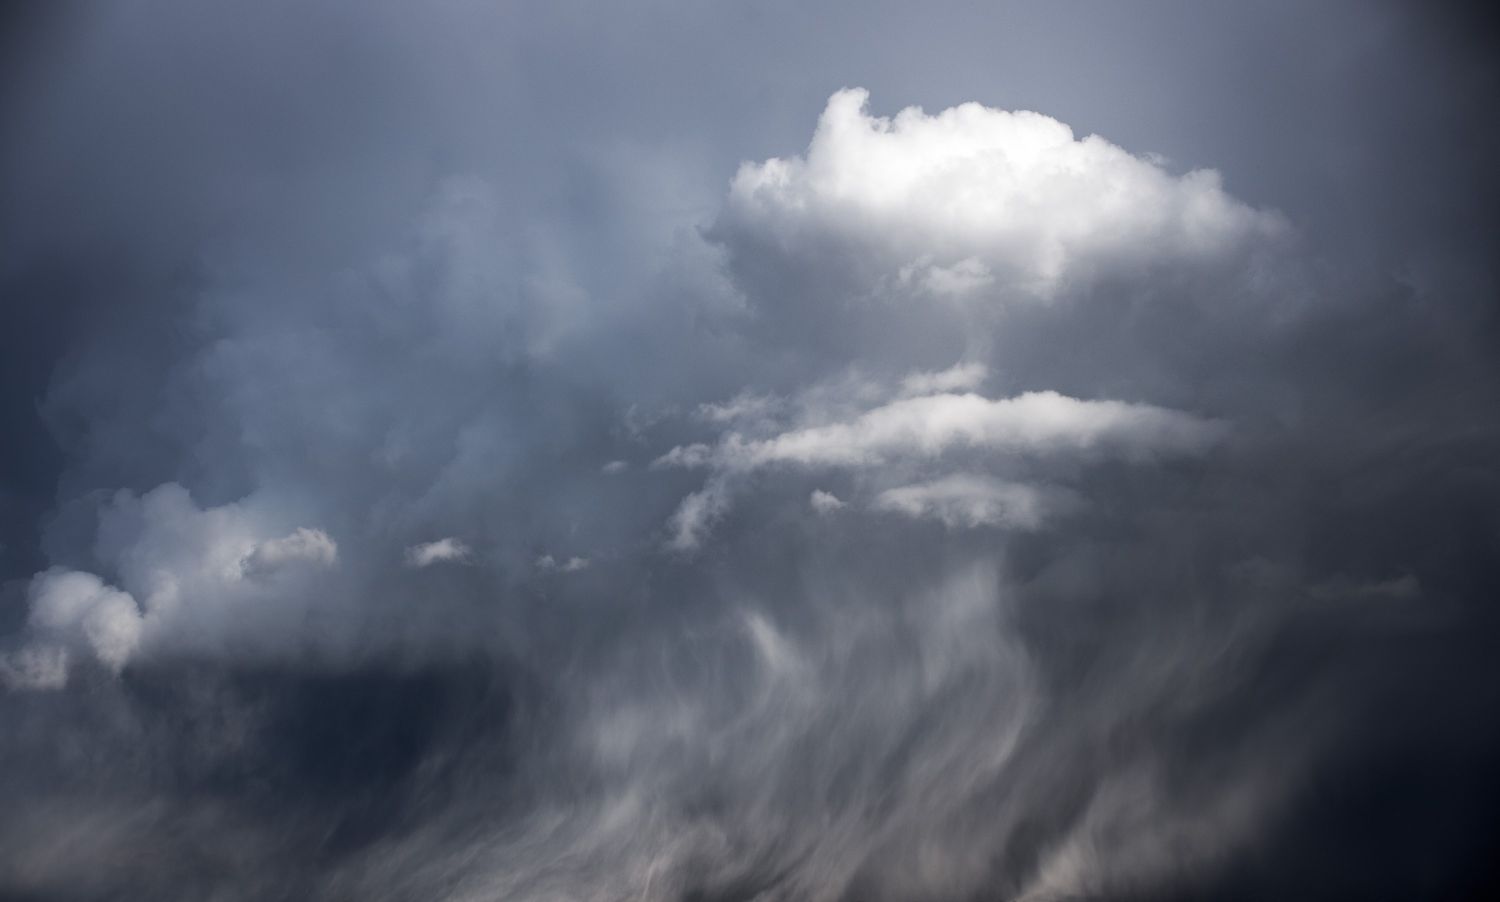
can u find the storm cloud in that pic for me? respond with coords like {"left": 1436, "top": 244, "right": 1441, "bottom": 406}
{"left": 2, "top": 2, "right": 1499, "bottom": 900}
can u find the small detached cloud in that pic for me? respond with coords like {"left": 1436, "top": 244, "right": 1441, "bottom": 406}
{"left": 810, "top": 489, "right": 847, "bottom": 514}
{"left": 873, "top": 475, "right": 1056, "bottom": 530}
{"left": 601, "top": 460, "right": 629, "bottom": 475}
{"left": 405, "top": 537, "right": 473, "bottom": 568}
{"left": 698, "top": 393, "right": 782, "bottom": 426}
{"left": 240, "top": 527, "right": 339, "bottom": 579}
{"left": 898, "top": 362, "right": 989, "bottom": 398}
{"left": 665, "top": 477, "right": 732, "bottom": 552}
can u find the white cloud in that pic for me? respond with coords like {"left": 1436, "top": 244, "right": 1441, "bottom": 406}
{"left": 898, "top": 362, "right": 989, "bottom": 398}
{"left": 810, "top": 489, "right": 847, "bottom": 514}
{"left": 2, "top": 484, "right": 346, "bottom": 685}
{"left": 652, "top": 442, "right": 714, "bottom": 469}
{"left": 601, "top": 460, "right": 629, "bottom": 475}
{"left": 405, "top": 537, "right": 473, "bottom": 568}
{"left": 26, "top": 569, "right": 144, "bottom": 672}
{"left": 874, "top": 476, "right": 1054, "bottom": 530}
{"left": 240, "top": 527, "right": 338, "bottom": 578}
{"left": 662, "top": 390, "right": 1224, "bottom": 473}
{"left": 665, "top": 478, "right": 732, "bottom": 552}
{"left": 1, "top": 569, "right": 143, "bottom": 689}
{"left": 656, "top": 384, "right": 1222, "bottom": 550}
{"left": 698, "top": 393, "right": 781, "bottom": 425}
{"left": 722, "top": 88, "right": 1283, "bottom": 297}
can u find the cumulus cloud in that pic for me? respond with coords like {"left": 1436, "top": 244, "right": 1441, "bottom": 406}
{"left": 873, "top": 475, "right": 1056, "bottom": 529}
{"left": 404, "top": 537, "right": 472, "bottom": 568}
{"left": 240, "top": 527, "right": 338, "bottom": 578}
{"left": 3, "top": 8, "right": 1498, "bottom": 896}
{"left": 6, "top": 484, "right": 350, "bottom": 677}
{"left": 809, "top": 489, "right": 846, "bottom": 514}
{"left": 25, "top": 569, "right": 144, "bottom": 671}
{"left": 1, "top": 569, "right": 143, "bottom": 688}
{"left": 719, "top": 87, "right": 1285, "bottom": 298}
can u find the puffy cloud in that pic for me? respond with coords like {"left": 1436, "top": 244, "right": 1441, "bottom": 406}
{"left": 873, "top": 475, "right": 1055, "bottom": 529}
{"left": 11, "top": 484, "right": 344, "bottom": 678}
{"left": 3, "top": 8, "right": 1498, "bottom": 895}
{"left": 404, "top": 537, "right": 472, "bottom": 568}
{"left": 240, "top": 527, "right": 338, "bottom": 578}
{"left": 809, "top": 489, "right": 847, "bottom": 514}
{"left": 0, "top": 569, "right": 143, "bottom": 688}
{"left": 25, "top": 569, "right": 144, "bottom": 672}
{"left": 719, "top": 88, "right": 1285, "bottom": 298}
{"left": 2, "top": 489, "right": 344, "bottom": 687}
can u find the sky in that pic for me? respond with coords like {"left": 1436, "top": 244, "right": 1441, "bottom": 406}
{"left": 2, "top": 2, "right": 1499, "bottom": 899}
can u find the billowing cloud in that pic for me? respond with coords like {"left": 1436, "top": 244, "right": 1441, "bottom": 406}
{"left": 2, "top": 484, "right": 344, "bottom": 684}
{"left": 719, "top": 87, "right": 1285, "bottom": 298}
{"left": 2, "top": 7, "right": 1498, "bottom": 899}
{"left": 1, "top": 569, "right": 143, "bottom": 688}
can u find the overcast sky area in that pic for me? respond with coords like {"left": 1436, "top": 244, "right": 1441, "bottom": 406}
{"left": 2, "top": 2, "right": 1499, "bottom": 899}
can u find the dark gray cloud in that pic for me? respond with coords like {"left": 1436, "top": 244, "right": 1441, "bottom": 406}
{"left": 2, "top": 1, "right": 1499, "bottom": 899}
